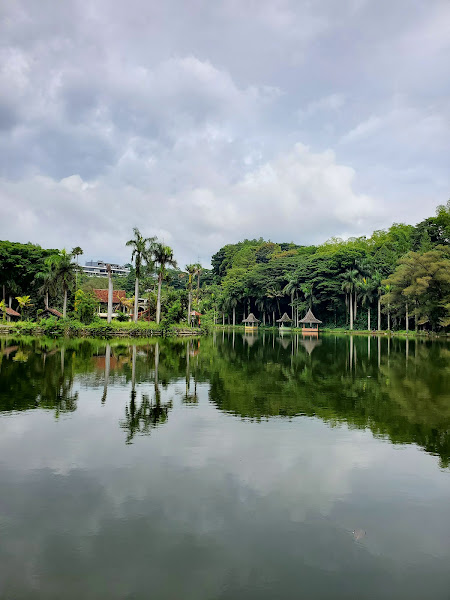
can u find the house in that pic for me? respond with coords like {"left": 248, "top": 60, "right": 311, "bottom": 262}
{"left": 93, "top": 289, "right": 128, "bottom": 319}
{"left": 43, "top": 307, "right": 63, "bottom": 318}
{"left": 5, "top": 307, "right": 21, "bottom": 321}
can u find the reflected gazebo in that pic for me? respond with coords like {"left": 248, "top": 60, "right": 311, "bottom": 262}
{"left": 299, "top": 337, "right": 322, "bottom": 355}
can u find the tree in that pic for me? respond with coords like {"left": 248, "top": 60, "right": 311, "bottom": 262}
{"left": 0, "top": 299, "right": 6, "bottom": 322}
{"left": 126, "top": 228, "right": 156, "bottom": 323}
{"left": 381, "top": 246, "right": 450, "bottom": 331}
{"left": 359, "top": 279, "right": 374, "bottom": 330}
{"left": 153, "top": 243, "right": 177, "bottom": 324}
{"left": 15, "top": 295, "right": 33, "bottom": 320}
{"left": 45, "top": 250, "right": 78, "bottom": 318}
{"left": 341, "top": 270, "right": 358, "bottom": 330}
{"left": 185, "top": 264, "right": 197, "bottom": 325}
{"left": 72, "top": 246, "right": 83, "bottom": 289}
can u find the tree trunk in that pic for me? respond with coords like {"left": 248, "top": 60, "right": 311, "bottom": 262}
{"left": 388, "top": 306, "right": 390, "bottom": 331}
{"left": 63, "top": 287, "right": 67, "bottom": 318}
{"left": 272, "top": 310, "right": 275, "bottom": 326}
{"left": 405, "top": 303, "right": 409, "bottom": 332}
{"left": 156, "top": 274, "right": 162, "bottom": 324}
{"left": 232, "top": 306, "right": 236, "bottom": 326}
{"left": 187, "top": 290, "right": 192, "bottom": 326}
{"left": 134, "top": 277, "right": 139, "bottom": 323}
{"left": 45, "top": 292, "right": 49, "bottom": 309}
{"left": 367, "top": 307, "right": 370, "bottom": 331}
{"left": 263, "top": 311, "right": 266, "bottom": 326}
{"left": 377, "top": 298, "right": 381, "bottom": 331}
{"left": 222, "top": 312, "right": 225, "bottom": 326}
{"left": 349, "top": 294, "right": 353, "bottom": 330}
{"left": 291, "top": 292, "right": 294, "bottom": 321}
{"left": 354, "top": 291, "right": 357, "bottom": 319}
{"left": 107, "top": 272, "right": 113, "bottom": 323}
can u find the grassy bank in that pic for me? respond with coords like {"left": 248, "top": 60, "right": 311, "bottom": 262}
{"left": 0, "top": 318, "right": 203, "bottom": 339}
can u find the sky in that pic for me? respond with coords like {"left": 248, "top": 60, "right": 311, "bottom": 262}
{"left": 0, "top": 0, "right": 449, "bottom": 267}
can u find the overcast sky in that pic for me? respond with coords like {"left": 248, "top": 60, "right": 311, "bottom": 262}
{"left": 1, "top": 0, "right": 449, "bottom": 267}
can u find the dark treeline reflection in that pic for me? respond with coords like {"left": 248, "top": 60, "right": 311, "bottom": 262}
{"left": 1, "top": 334, "right": 449, "bottom": 465}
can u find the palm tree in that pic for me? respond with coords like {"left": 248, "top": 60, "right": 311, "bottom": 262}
{"left": 45, "top": 250, "right": 78, "bottom": 318}
{"left": 126, "top": 228, "right": 155, "bottom": 323}
{"left": 15, "top": 295, "right": 33, "bottom": 320}
{"left": 71, "top": 246, "right": 83, "bottom": 289}
{"left": 266, "top": 286, "right": 283, "bottom": 319}
{"left": 359, "top": 279, "right": 374, "bottom": 330}
{"left": 35, "top": 262, "right": 55, "bottom": 309}
{"left": 185, "top": 264, "right": 197, "bottom": 325}
{"left": 194, "top": 263, "right": 202, "bottom": 302}
{"left": 153, "top": 243, "right": 177, "bottom": 324}
{"left": 341, "top": 269, "right": 358, "bottom": 330}
{"left": 300, "top": 282, "right": 316, "bottom": 309}
{"left": 283, "top": 277, "right": 301, "bottom": 325}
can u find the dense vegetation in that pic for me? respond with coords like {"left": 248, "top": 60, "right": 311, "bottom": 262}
{"left": 0, "top": 201, "right": 449, "bottom": 332}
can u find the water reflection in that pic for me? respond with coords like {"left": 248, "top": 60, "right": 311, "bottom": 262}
{"left": 0, "top": 334, "right": 449, "bottom": 466}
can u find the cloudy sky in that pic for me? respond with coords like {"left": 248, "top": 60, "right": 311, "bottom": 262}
{"left": 1, "top": 0, "right": 449, "bottom": 266}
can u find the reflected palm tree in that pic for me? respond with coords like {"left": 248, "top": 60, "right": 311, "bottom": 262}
{"left": 120, "top": 341, "right": 172, "bottom": 443}
{"left": 101, "top": 343, "right": 111, "bottom": 404}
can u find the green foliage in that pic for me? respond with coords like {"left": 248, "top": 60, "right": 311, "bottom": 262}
{"left": 74, "top": 289, "right": 97, "bottom": 324}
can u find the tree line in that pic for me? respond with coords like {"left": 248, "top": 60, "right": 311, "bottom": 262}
{"left": 0, "top": 201, "right": 449, "bottom": 331}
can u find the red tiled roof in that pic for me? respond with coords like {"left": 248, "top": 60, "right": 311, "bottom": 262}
{"left": 45, "top": 307, "right": 63, "bottom": 318}
{"left": 93, "top": 289, "right": 126, "bottom": 303}
{"left": 6, "top": 307, "right": 20, "bottom": 317}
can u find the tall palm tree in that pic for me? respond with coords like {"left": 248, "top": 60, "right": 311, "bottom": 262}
{"left": 266, "top": 286, "right": 283, "bottom": 319}
{"left": 341, "top": 269, "right": 358, "bottom": 330}
{"left": 153, "top": 243, "right": 177, "bottom": 324}
{"left": 194, "top": 263, "right": 202, "bottom": 303}
{"left": 300, "top": 282, "right": 316, "bottom": 309}
{"left": 359, "top": 279, "right": 374, "bottom": 330}
{"left": 71, "top": 246, "right": 83, "bottom": 289}
{"left": 35, "top": 262, "right": 55, "bottom": 309}
{"left": 126, "top": 228, "right": 155, "bottom": 323}
{"left": 45, "top": 250, "right": 78, "bottom": 318}
{"left": 185, "top": 264, "right": 197, "bottom": 325}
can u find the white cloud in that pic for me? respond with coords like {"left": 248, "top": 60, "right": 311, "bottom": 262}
{"left": 0, "top": 143, "right": 382, "bottom": 266}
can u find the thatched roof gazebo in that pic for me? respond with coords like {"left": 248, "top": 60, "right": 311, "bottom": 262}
{"left": 276, "top": 312, "right": 292, "bottom": 327}
{"left": 242, "top": 313, "right": 260, "bottom": 329}
{"left": 299, "top": 309, "right": 322, "bottom": 334}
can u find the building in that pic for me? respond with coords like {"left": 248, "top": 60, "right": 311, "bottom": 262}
{"left": 93, "top": 289, "right": 128, "bottom": 319}
{"left": 82, "top": 260, "right": 130, "bottom": 278}
{"left": 276, "top": 312, "right": 293, "bottom": 328}
{"left": 242, "top": 313, "right": 260, "bottom": 330}
{"left": 299, "top": 309, "right": 322, "bottom": 335}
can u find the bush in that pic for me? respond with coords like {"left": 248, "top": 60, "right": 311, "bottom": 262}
{"left": 74, "top": 290, "right": 97, "bottom": 324}
{"left": 13, "top": 321, "right": 38, "bottom": 336}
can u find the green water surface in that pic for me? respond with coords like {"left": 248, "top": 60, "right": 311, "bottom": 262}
{"left": 0, "top": 332, "right": 449, "bottom": 599}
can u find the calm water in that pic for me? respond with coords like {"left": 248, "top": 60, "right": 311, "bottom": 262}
{"left": 0, "top": 332, "right": 449, "bottom": 600}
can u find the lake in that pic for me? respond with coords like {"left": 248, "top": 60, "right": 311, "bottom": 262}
{"left": 0, "top": 332, "right": 449, "bottom": 599}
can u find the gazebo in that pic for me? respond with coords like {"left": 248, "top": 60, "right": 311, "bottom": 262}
{"left": 299, "top": 309, "right": 322, "bottom": 334}
{"left": 242, "top": 313, "right": 260, "bottom": 330}
{"left": 276, "top": 312, "right": 292, "bottom": 328}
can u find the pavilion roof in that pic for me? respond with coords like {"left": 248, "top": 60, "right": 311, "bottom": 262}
{"left": 276, "top": 312, "right": 292, "bottom": 323}
{"left": 299, "top": 309, "right": 322, "bottom": 324}
{"left": 6, "top": 307, "right": 20, "bottom": 317}
{"left": 242, "top": 312, "right": 260, "bottom": 323}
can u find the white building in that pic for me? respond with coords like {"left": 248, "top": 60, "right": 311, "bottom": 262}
{"left": 82, "top": 260, "right": 130, "bottom": 278}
